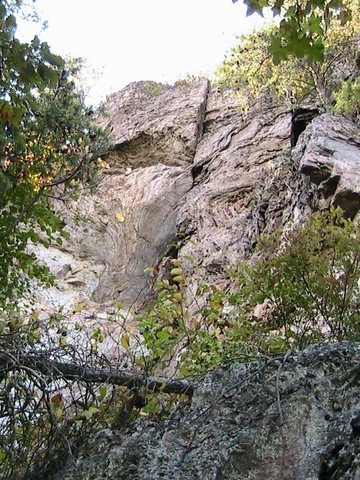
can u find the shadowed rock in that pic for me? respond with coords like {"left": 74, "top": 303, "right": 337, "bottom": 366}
{"left": 294, "top": 113, "right": 360, "bottom": 218}
{"left": 53, "top": 343, "right": 360, "bottom": 480}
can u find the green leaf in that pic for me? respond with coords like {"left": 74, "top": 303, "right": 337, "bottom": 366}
{"left": 98, "top": 385, "right": 107, "bottom": 402}
{"left": 156, "top": 331, "right": 170, "bottom": 340}
{"left": 170, "top": 267, "right": 183, "bottom": 276}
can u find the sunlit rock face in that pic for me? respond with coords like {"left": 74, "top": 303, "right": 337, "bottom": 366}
{"left": 36, "top": 80, "right": 208, "bottom": 314}
{"left": 36, "top": 81, "right": 360, "bottom": 315}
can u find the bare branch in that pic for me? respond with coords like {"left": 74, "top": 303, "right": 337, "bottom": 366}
{"left": 0, "top": 351, "right": 195, "bottom": 396}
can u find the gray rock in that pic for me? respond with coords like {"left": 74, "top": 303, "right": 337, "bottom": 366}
{"left": 36, "top": 83, "right": 359, "bottom": 313}
{"left": 98, "top": 80, "right": 209, "bottom": 166}
{"left": 294, "top": 113, "right": 360, "bottom": 218}
{"left": 53, "top": 342, "right": 360, "bottom": 480}
{"left": 33, "top": 82, "right": 360, "bottom": 480}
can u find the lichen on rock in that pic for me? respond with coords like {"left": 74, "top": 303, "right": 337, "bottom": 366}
{"left": 53, "top": 343, "right": 360, "bottom": 480}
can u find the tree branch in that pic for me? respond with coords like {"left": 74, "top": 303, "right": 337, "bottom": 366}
{"left": 0, "top": 351, "right": 194, "bottom": 396}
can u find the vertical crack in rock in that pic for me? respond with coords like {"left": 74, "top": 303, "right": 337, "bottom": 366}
{"left": 177, "top": 93, "right": 319, "bottom": 297}
{"left": 290, "top": 107, "right": 320, "bottom": 148}
{"left": 36, "top": 80, "right": 210, "bottom": 314}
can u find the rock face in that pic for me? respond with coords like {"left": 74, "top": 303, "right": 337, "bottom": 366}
{"left": 294, "top": 113, "right": 360, "bottom": 220}
{"left": 36, "top": 80, "right": 208, "bottom": 313}
{"left": 37, "top": 80, "right": 360, "bottom": 316}
{"left": 53, "top": 342, "right": 360, "bottom": 480}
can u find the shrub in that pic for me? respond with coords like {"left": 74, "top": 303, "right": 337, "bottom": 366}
{"left": 139, "top": 208, "right": 360, "bottom": 375}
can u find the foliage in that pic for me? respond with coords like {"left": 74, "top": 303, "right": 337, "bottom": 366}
{"left": 0, "top": 2, "right": 359, "bottom": 474}
{"left": 0, "top": 2, "right": 107, "bottom": 310}
{"left": 139, "top": 208, "right": 360, "bottom": 376}
{"left": 217, "top": 0, "right": 359, "bottom": 111}
{"left": 232, "top": 0, "right": 352, "bottom": 63}
{"left": 0, "top": 313, "right": 118, "bottom": 478}
{"left": 333, "top": 77, "right": 360, "bottom": 118}
{"left": 231, "top": 207, "right": 360, "bottom": 348}
{"left": 1, "top": 206, "right": 359, "bottom": 476}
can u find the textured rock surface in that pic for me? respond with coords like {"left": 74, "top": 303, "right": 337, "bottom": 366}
{"left": 98, "top": 80, "right": 208, "bottom": 166}
{"left": 53, "top": 342, "right": 360, "bottom": 480}
{"left": 36, "top": 81, "right": 209, "bottom": 313}
{"left": 177, "top": 95, "right": 317, "bottom": 292}
{"left": 294, "top": 113, "right": 360, "bottom": 219}
{"left": 36, "top": 81, "right": 360, "bottom": 315}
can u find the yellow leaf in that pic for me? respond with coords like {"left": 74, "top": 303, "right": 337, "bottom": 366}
{"left": 120, "top": 333, "right": 130, "bottom": 349}
{"left": 144, "top": 266, "right": 156, "bottom": 273}
{"left": 115, "top": 211, "right": 125, "bottom": 223}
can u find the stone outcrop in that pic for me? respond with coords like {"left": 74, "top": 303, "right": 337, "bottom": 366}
{"left": 53, "top": 342, "right": 360, "bottom": 480}
{"left": 294, "top": 113, "right": 360, "bottom": 220}
{"left": 36, "top": 81, "right": 360, "bottom": 318}
{"left": 36, "top": 80, "right": 209, "bottom": 314}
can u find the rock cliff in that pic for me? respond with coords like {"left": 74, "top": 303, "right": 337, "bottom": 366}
{"left": 35, "top": 81, "right": 360, "bottom": 480}
{"left": 35, "top": 80, "right": 360, "bottom": 320}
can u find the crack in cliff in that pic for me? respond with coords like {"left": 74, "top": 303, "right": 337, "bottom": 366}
{"left": 190, "top": 81, "right": 210, "bottom": 182}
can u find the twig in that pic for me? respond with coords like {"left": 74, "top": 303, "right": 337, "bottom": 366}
{"left": 275, "top": 349, "right": 291, "bottom": 424}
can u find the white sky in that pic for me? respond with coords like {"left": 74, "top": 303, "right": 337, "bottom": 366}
{"left": 19, "top": 0, "right": 267, "bottom": 105}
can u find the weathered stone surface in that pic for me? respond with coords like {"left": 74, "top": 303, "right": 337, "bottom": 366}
{"left": 294, "top": 113, "right": 360, "bottom": 218}
{"left": 56, "top": 164, "right": 192, "bottom": 307}
{"left": 32, "top": 82, "right": 360, "bottom": 480}
{"left": 98, "top": 80, "right": 209, "bottom": 167}
{"left": 53, "top": 342, "right": 360, "bottom": 480}
{"left": 177, "top": 95, "right": 314, "bottom": 277}
{"left": 36, "top": 82, "right": 359, "bottom": 316}
{"left": 36, "top": 81, "right": 209, "bottom": 312}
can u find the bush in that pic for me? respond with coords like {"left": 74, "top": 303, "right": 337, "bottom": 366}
{"left": 1, "top": 208, "right": 358, "bottom": 476}
{"left": 333, "top": 77, "right": 360, "bottom": 121}
{"left": 139, "top": 208, "right": 360, "bottom": 375}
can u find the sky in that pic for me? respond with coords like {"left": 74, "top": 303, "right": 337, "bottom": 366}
{"left": 18, "top": 0, "right": 268, "bottom": 105}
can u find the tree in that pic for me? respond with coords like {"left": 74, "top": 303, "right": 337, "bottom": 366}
{"left": 217, "top": 0, "right": 359, "bottom": 112}
{"left": 0, "top": 316, "right": 192, "bottom": 479}
{"left": 0, "top": 2, "right": 359, "bottom": 477}
{"left": 0, "top": 1, "right": 107, "bottom": 311}
{"left": 232, "top": 0, "right": 354, "bottom": 63}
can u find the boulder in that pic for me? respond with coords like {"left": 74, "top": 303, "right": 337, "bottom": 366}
{"left": 53, "top": 342, "right": 360, "bottom": 480}
{"left": 294, "top": 113, "right": 360, "bottom": 219}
